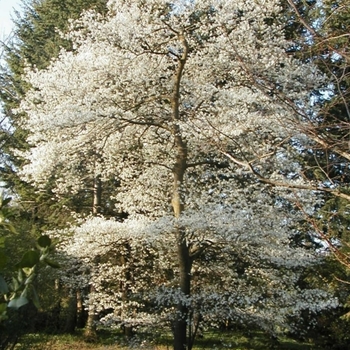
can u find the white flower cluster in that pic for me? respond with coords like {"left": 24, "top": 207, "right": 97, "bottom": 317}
{"left": 48, "top": 204, "right": 336, "bottom": 334}
{"left": 17, "top": 0, "right": 322, "bottom": 196}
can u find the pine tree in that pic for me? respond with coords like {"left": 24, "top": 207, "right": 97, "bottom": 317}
{"left": 0, "top": 0, "right": 109, "bottom": 230}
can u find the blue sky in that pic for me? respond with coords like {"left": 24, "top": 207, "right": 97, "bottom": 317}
{"left": 0, "top": 0, "right": 21, "bottom": 40}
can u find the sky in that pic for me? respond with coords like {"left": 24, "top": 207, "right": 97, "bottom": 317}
{"left": 0, "top": 0, "right": 22, "bottom": 40}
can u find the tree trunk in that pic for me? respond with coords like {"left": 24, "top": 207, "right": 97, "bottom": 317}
{"left": 76, "top": 289, "right": 85, "bottom": 328}
{"left": 171, "top": 31, "right": 190, "bottom": 350}
{"left": 84, "top": 286, "right": 97, "bottom": 341}
{"left": 171, "top": 130, "right": 190, "bottom": 350}
{"left": 92, "top": 176, "right": 102, "bottom": 215}
{"left": 171, "top": 128, "right": 190, "bottom": 350}
{"left": 64, "top": 291, "right": 77, "bottom": 333}
{"left": 84, "top": 175, "right": 102, "bottom": 340}
{"left": 173, "top": 233, "right": 192, "bottom": 350}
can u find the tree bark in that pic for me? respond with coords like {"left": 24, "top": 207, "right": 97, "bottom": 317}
{"left": 173, "top": 232, "right": 192, "bottom": 350}
{"left": 92, "top": 176, "right": 102, "bottom": 215}
{"left": 76, "top": 289, "right": 85, "bottom": 328}
{"left": 171, "top": 30, "right": 191, "bottom": 350}
{"left": 84, "top": 175, "right": 102, "bottom": 339}
{"left": 64, "top": 291, "right": 77, "bottom": 333}
{"left": 84, "top": 285, "right": 98, "bottom": 341}
{"left": 171, "top": 134, "right": 190, "bottom": 350}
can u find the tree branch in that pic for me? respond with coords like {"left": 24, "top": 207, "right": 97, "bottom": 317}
{"left": 221, "top": 150, "right": 350, "bottom": 202}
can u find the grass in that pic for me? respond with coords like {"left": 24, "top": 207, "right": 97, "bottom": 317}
{"left": 11, "top": 328, "right": 323, "bottom": 350}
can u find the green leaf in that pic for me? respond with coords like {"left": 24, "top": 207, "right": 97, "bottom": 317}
{"left": 22, "top": 267, "right": 34, "bottom": 276}
{"left": 0, "top": 303, "right": 8, "bottom": 322}
{"left": 0, "top": 303, "right": 7, "bottom": 313}
{"left": 0, "top": 276, "right": 9, "bottom": 294}
{"left": 37, "top": 235, "right": 51, "bottom": 248}
{"left": 5, "top": 223, "right": 17, "bottom": 234}
{"left": 20, "top": 285, "right": 29, "bottom": 299}
{"left": 1, "top": 198, "right": 12, "bottom": 208}
{"left": 18, "top": 269, "right": 25, "bottom": 284}
{"left": 29, "top": 285, "right": 41, "bottom": 309}
{"left": 24, "top": 273, "right": 36, "bottom": 285}
{"left": 11, "top": 277, "right": 20, "bottom": 292}
{"left": 43, "top": 258, "right": 60, "bottom": 268}
{"left": 16, "top": 251, "right": 40, "bottom": 268}
{"left": 8, "top": 296, "right": 29, "bottom": 309}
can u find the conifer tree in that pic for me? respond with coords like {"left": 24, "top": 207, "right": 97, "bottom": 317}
{"left": 284, "top": 0, "right": 350, "bottom": 266}
{"left": 0, "top": 0, "right": 109, "bottom": 230}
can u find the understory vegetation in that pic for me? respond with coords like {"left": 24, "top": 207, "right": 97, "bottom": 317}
{"left": 6, "top": 325, "right": 345, "bottom": 350}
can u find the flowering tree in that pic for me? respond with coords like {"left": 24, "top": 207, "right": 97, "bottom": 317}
{"left": 17, "top": 0, "right": 337, "bottom": 348}
{"left": 51, "top": 209, "right": 337, "bottom": 343}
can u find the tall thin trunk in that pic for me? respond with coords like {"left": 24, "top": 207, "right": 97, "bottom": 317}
{"left": 84, "top": 176, "right": 102, "bottom": 339}
{"left": 76, "top": 289, "right": 85, "bottom": 328}
{"left": 64, "top": 291, "right": 77, "bottom": 333}
{"left": 171, "top": 132, "right": 190, "bottom": 350}
{"left": 120, "top": 244, "right": 133, "bottom": 337}
{"left": 173, "top": 231, "right": 192, "bottom": 350}
{"left": 171, "top": 31, "right": 191, "bottom": 350}
{"left": 188, "top": 312, "right": 201, "bottom": 350}
{"left": 92, "top": 176, "right": 102, "bottom": 215}
{"left": 84, "top": 287, "right": 97, "bottom": 341}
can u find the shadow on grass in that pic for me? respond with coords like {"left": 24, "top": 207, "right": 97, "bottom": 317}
{"left": 190, "top": 329, "right": 319, "bottom": 349}
{"left": 134, "top": 328, "right": 322, "bottom": 350}
{"left": 14, "top": 328, "right": 324, "bottom": 350}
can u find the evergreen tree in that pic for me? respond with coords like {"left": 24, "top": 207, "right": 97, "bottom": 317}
{"left": 0, "top": 0, "right": 109, "bottom": 230}
{"left": 285, "top": 0, "right": 350, "bottom": 260}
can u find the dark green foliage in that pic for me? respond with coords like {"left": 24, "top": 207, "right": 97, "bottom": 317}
{"left": 9, "top": 0, "right": 108, "bottom": 70}
{"left": 0, "top": 196, "right": 59, "bottom": 350}
{"left": 1, "top": 231, "right": 59, "bottom": 315}
{"left": 285, "top": 0, "right": 350, "bottom": 243}
{"left": 0, "top": 0, "right": 109, "bottom": 233}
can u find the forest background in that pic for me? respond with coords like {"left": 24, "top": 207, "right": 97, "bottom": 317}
{"left": 0, "top": 0, "right": 350, "bottom": 349}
